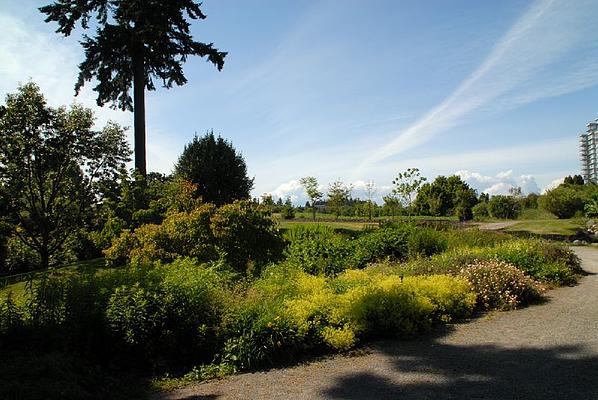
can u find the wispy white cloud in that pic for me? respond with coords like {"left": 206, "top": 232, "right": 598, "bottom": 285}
{"left": 360, "top": 0, "right": 598, "bottom": 170}
{"left": 0, "top": 13, "right": 131, "bottom": 129}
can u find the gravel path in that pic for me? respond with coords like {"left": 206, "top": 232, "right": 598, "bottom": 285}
{"left": 157, "top": 247, "right": 598, "bottom": 400}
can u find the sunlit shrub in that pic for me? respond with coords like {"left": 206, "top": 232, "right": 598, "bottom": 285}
{"left": 490, "top": 239, "right": 578, "bottom": 285}
{"left": 284, "top": 226, "right": 353, "bottom": 275}
{"left": 459, "top": 260, "right": 543, "bottom": 310}
{"left": 105, "top": 201, "right": 282, "bottom": 273}
{"left": 211, "top": 200, "right": 284, "bottom": 273}
{"left": 351, "top": 227, "right": 409, "bottom": 268}
{"left": 407, "top": 227, "right": 448, "bottom": 258}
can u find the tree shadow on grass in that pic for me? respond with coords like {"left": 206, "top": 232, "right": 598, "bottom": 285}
{"left": 323, "top": 331, "right": 598, "bottom": 400}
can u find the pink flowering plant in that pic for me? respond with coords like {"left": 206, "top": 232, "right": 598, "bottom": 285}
{"left": 459, "top": 260, "right": 544, "bottom": 311}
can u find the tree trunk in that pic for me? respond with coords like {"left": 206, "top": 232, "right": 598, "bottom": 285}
{"left": 133, "top": 47, "right": 147, "bottom": 176}
{"left": 40, "top": 246, "right": 49, "bottom": 270}
{"left": 312, "top": 202, "right": 316, "bottom": 221}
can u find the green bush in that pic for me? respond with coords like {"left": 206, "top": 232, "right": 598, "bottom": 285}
{"left": 459, "top": 260, "right": 543, "bottom": 310}
{"left": 65, "top": 229, "right": 102, "bottom": 261}
{"left": 472, "top": 202, "right": 489, "bottom": 220}
{"left": 403, "top": 238, "right": 580, "bottom": 287}
{"left": 3, "top": 258, "right": 232, "bottom": 367}
{"left": 351, "top": 227, "right": 409, "bottom": 268}
{"left": 211, "top": 200, "right": 285, "bottom": 273}
{"left": 4, "top": 236, "right": 41, "bottom": 274}
{"left": 284, "top": 226, "right": 354, "bottom": 275}
{"left": 407, "top": 227, "right": 447, "bottom": 258}
{"left": 490, "top": 240, "right": 578, "bottom": 285}
{"left": 487, "top": 195, "right": 520, "bottom": 219}
{"left": 106, "top": 258, "right": 230, "bottom": 364}
{"left": 105, "top": 201, "right": 283, "bottom": 273}
{"left": 281, "top": 205, "right": 295, "bottom": 220}
{"left": 539, "top": 186, "right": 585, "bottom": 219}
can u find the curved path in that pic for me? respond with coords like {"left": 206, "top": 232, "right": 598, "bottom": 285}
{"left": 158, "top": 247, "right": 598, "bottom": 400}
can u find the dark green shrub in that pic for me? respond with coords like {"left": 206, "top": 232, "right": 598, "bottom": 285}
{"left": 281, "top": 204, "right": 295, "bottom": 219}
{"left": 132, "top": 208, "right": 163, "bottom": 225}
{"left": 284, "top": 226, "right": 353, "bottom": 275}
{"left": 407, "top": 227, "right": 447, "bottom": 258}
{"left": 472, "top": 202, "right": 489, "bottom": 219}
{"left": 4, "top": 236, "right": 41, "bottom": 273}
{"left": 211, "top": 200, "right": 285, "bottom": 273}
{"left": 94, "top": 215, "right": 127, "bottom": 251}
{"left": 105, "top": 201, "right": 283, "bottom": 273}
{"left": 5, "top": 258, "right": 231, "bottom": 367}
{"left": 65, "top": 229, "right": 102, "bottom": 261}
{"left": 490, "top": 240, "right": 578, "bottom": 285}
{"left": 351, "top": 227, "right": 410, "bottom": 268}
{"left": 539, "top": 186, "right": 585, "bottom": 219}
{"left": 488, "top": 195, "right": 520, "bottom": 219}
{"left": 0, "top": 221, "right": 10, "bottom": 273}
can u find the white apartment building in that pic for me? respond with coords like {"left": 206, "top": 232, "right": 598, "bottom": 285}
{"left": 580, "top": 118, "right": 598, "bottom": 183}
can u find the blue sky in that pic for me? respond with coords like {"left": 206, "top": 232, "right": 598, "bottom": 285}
{"left": 2, "top": 0, "right": 598, "bottom": 203}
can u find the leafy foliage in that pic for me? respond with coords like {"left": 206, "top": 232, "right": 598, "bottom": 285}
{"left": 283, "top": 225, "right": 354, "bottom": 276}
{"left": 413, "top": 175, "right": 477, "bottom": 218}
{"left": 392, "top": 168, "right": 427, "bottom": 214}
{"left": 327, "top": 180, "right": 352, "bottom": 219}
{"left": 539, "top": 185, "right": 585, "bottom": 219}
{"left": 487, "top": 195, "right": 521, "bottom": 219}
{"left": 211, "top": 201, "right": 284, "bottom": 273}
{"left": 300, "top": 177, "right": 323, "bottom": 220}
{"left": 0, "top": 83, "right": 130, "bottom": 268}
{"left": 105, "top": 200, "right": 283, "bottom": 273}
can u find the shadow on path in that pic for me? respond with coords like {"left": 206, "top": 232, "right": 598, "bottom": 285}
{"left": 324, "top": 337, "right": 597, "bottom": 400}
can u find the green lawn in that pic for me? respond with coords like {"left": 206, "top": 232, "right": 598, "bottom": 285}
{"left": 0, "top": 258, "right": 107, "bottom": 304}
{"left": 505, "top": 219, "right": 585, "bottom": 236}
{"left": 277, "top": 219, "right": 379, "bottom": 231}
{"left": 517, "top": 208, "right": 558, "bottom": 220}
{"left": 281, "top": 211, "right": 457, "bottom": 222}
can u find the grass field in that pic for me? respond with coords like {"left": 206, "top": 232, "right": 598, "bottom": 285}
{"left": 0, "top": 258, "right": 106, "bottom": 303}
{"left": 505, "top": 218, "right": 585, "bottom": 236}
{"left": 277, "top": 219, "right": 380, "bottom": 231}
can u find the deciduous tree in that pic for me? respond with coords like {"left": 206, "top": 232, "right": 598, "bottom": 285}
{"left": 327, "top": 180, "right": 352, "bottom": 220}
{"left": 300, "top": 177, "right": 323, "bottom": 220}
{"left": 0, "top": 83, "right": 130, "bottom": 268}
{"left": 392, "top": 168, "right": 426, "bottom": 217}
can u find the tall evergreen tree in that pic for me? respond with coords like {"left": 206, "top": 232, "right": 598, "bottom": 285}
{"left": 175, "top": 131, "right": 253, "bottom": 206}
{"left": 40, "top": 0, "right": 227, "bottom": 176}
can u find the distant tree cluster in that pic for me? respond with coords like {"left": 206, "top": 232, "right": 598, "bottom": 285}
{"left": 413, "top": 175, "right": 477, "bottom": 221}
